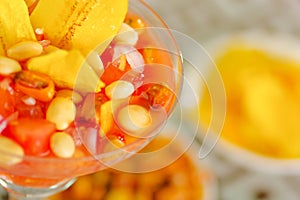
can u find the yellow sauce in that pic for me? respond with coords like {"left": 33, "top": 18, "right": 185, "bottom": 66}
{"left": 200, "top": 42, "right": 300, "bottom": 158}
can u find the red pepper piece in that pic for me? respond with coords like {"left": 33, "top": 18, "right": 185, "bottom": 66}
{"left": 14, "top": 70, "right": 55, "bottom": 102}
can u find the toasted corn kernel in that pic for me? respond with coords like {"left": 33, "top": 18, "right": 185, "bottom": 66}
{"left": 117, "top": 105, "right": 152, "bottom": 132}
{"left": 105, "top": 80, "right": 134, "bottom": 100}
{"left": 7, "top": 41, "right": 43, "bottom": 61}
{"left": 115, "top": 23, "right": 139, "bottom": 46}
{"left": 46, "top": 97, "right": 76, "bottom": 130}
{"left": 56, "top": 89, "right": 83, "bottom": 104}
{"left": 0, "top": 56, "right": 21, "bottom": 75}
{"left": 50, "top": 132, "right": 75, "bottom": 158}
{"left": 0, "top": 136, "right": 24, "bottom": 166}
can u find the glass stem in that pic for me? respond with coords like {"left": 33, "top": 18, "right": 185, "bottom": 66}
{"left": 0, "top": 178, "right": 76, "bottom": 200}
{"left": 8, "top": 194, "right": 44, "bottom": 200}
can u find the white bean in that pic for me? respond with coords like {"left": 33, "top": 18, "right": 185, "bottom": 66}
{"left": 0, "top": 56, "right": 21, "bottom": 75}
{"left": 46, "top": 97, "right": 76, "bottom": 130}
{"left": 7, "top": 41, "right": 43, "bottom": 61}
{"left": 105, "top": 80, "right": 134, "bottom": 99}
{"left": 0, "top": 136, "right": 24, "bottom": 166}
{"left": 117, "top": 105, "right": 152, "bottom": 133}
{"left": 50, "top": 132, "right": 75, "bottom": 158}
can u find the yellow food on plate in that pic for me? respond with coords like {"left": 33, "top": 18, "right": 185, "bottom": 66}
{"left": 200, "top": 42, "right": 300, "bottom": 159}
{"left": 48, "top": 137, "right": 207, "bottom": 200}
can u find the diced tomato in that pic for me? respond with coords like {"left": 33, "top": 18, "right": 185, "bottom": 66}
{"left": 6, "top": 118, "right": 56, "bottom": 156}
{"left": 101, "top": 59, "right": 132, "bottom": 85}
{"left": 107, "top": 132, "right": 126, "bottom": 146}
{"left": 10, "top": 87, "right": 48, "bottom": 119}
{"left": 129, "top": 95, "right": 151, "bottom": 110}
{"left": 151, "top": 84, "right": 174, "bottom": 109}
{"left": 101, "top": 64, "right": 125, "bottom": 85}
{"left": 135, "top": 83, "right": 175, "bottom": 112}
{"left": 0, "top": 81, "right": 16, "bottom": 118}
{"left": 15, "top": 101, "right": 45, "bottom": 119}
{"left": 142, "top": 48, "right": 173, "bottom": 67}
{"left": 0, "top": 90, "right": 15, "bottom": 118}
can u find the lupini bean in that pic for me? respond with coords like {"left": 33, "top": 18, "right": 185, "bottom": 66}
{"left": 117, "top": 105, "right": 152, "bottom": 133}
{"left": 46, "top": 97, "right": 76, "bottom": 130}
{"left": 105, "top": 80, "right": 134, "bottom": 99}
{"left": 7, "top": 41, "right": 43, "bottom": 61}
{"left": 50, "top": 132, "right": 75, "bottom": 158}
{"left": 0, "top": 56, "right": 21, "bottom": 75}
{"left": 0, "top": 136, "right": 24, "bottom": 166}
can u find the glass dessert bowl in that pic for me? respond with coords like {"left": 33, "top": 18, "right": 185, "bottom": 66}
{"left": 0, "top": 0, "right": 182, "bottom": 199}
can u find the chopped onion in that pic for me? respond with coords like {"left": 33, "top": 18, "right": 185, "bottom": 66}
{"left": 0, "top": 112, "right": 18, "bottom": 134}
{"left": 21, "top": 96, "right": 36, "bottom": 106}
{"left": 0, "top": 115, "right": 7, "bottom": 133}
{"left": 113, "top": 45, "right": 145, "bottom": 73}
{"left": 0, "top": 78, "right": 13, "bottom": 94}
{"left": 39, "top": 40, "right": 51, "bottom": 48}
{"left": 84, "top": 127, "right": 98, "bottom": 154}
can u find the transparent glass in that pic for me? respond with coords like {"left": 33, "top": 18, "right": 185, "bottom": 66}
{"left": 0, "top": 0, "right": 183, "bottom": 199}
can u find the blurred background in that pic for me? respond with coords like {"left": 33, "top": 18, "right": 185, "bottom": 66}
{"left": 145, "top": 0, "right": 300, "bottom": 200}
